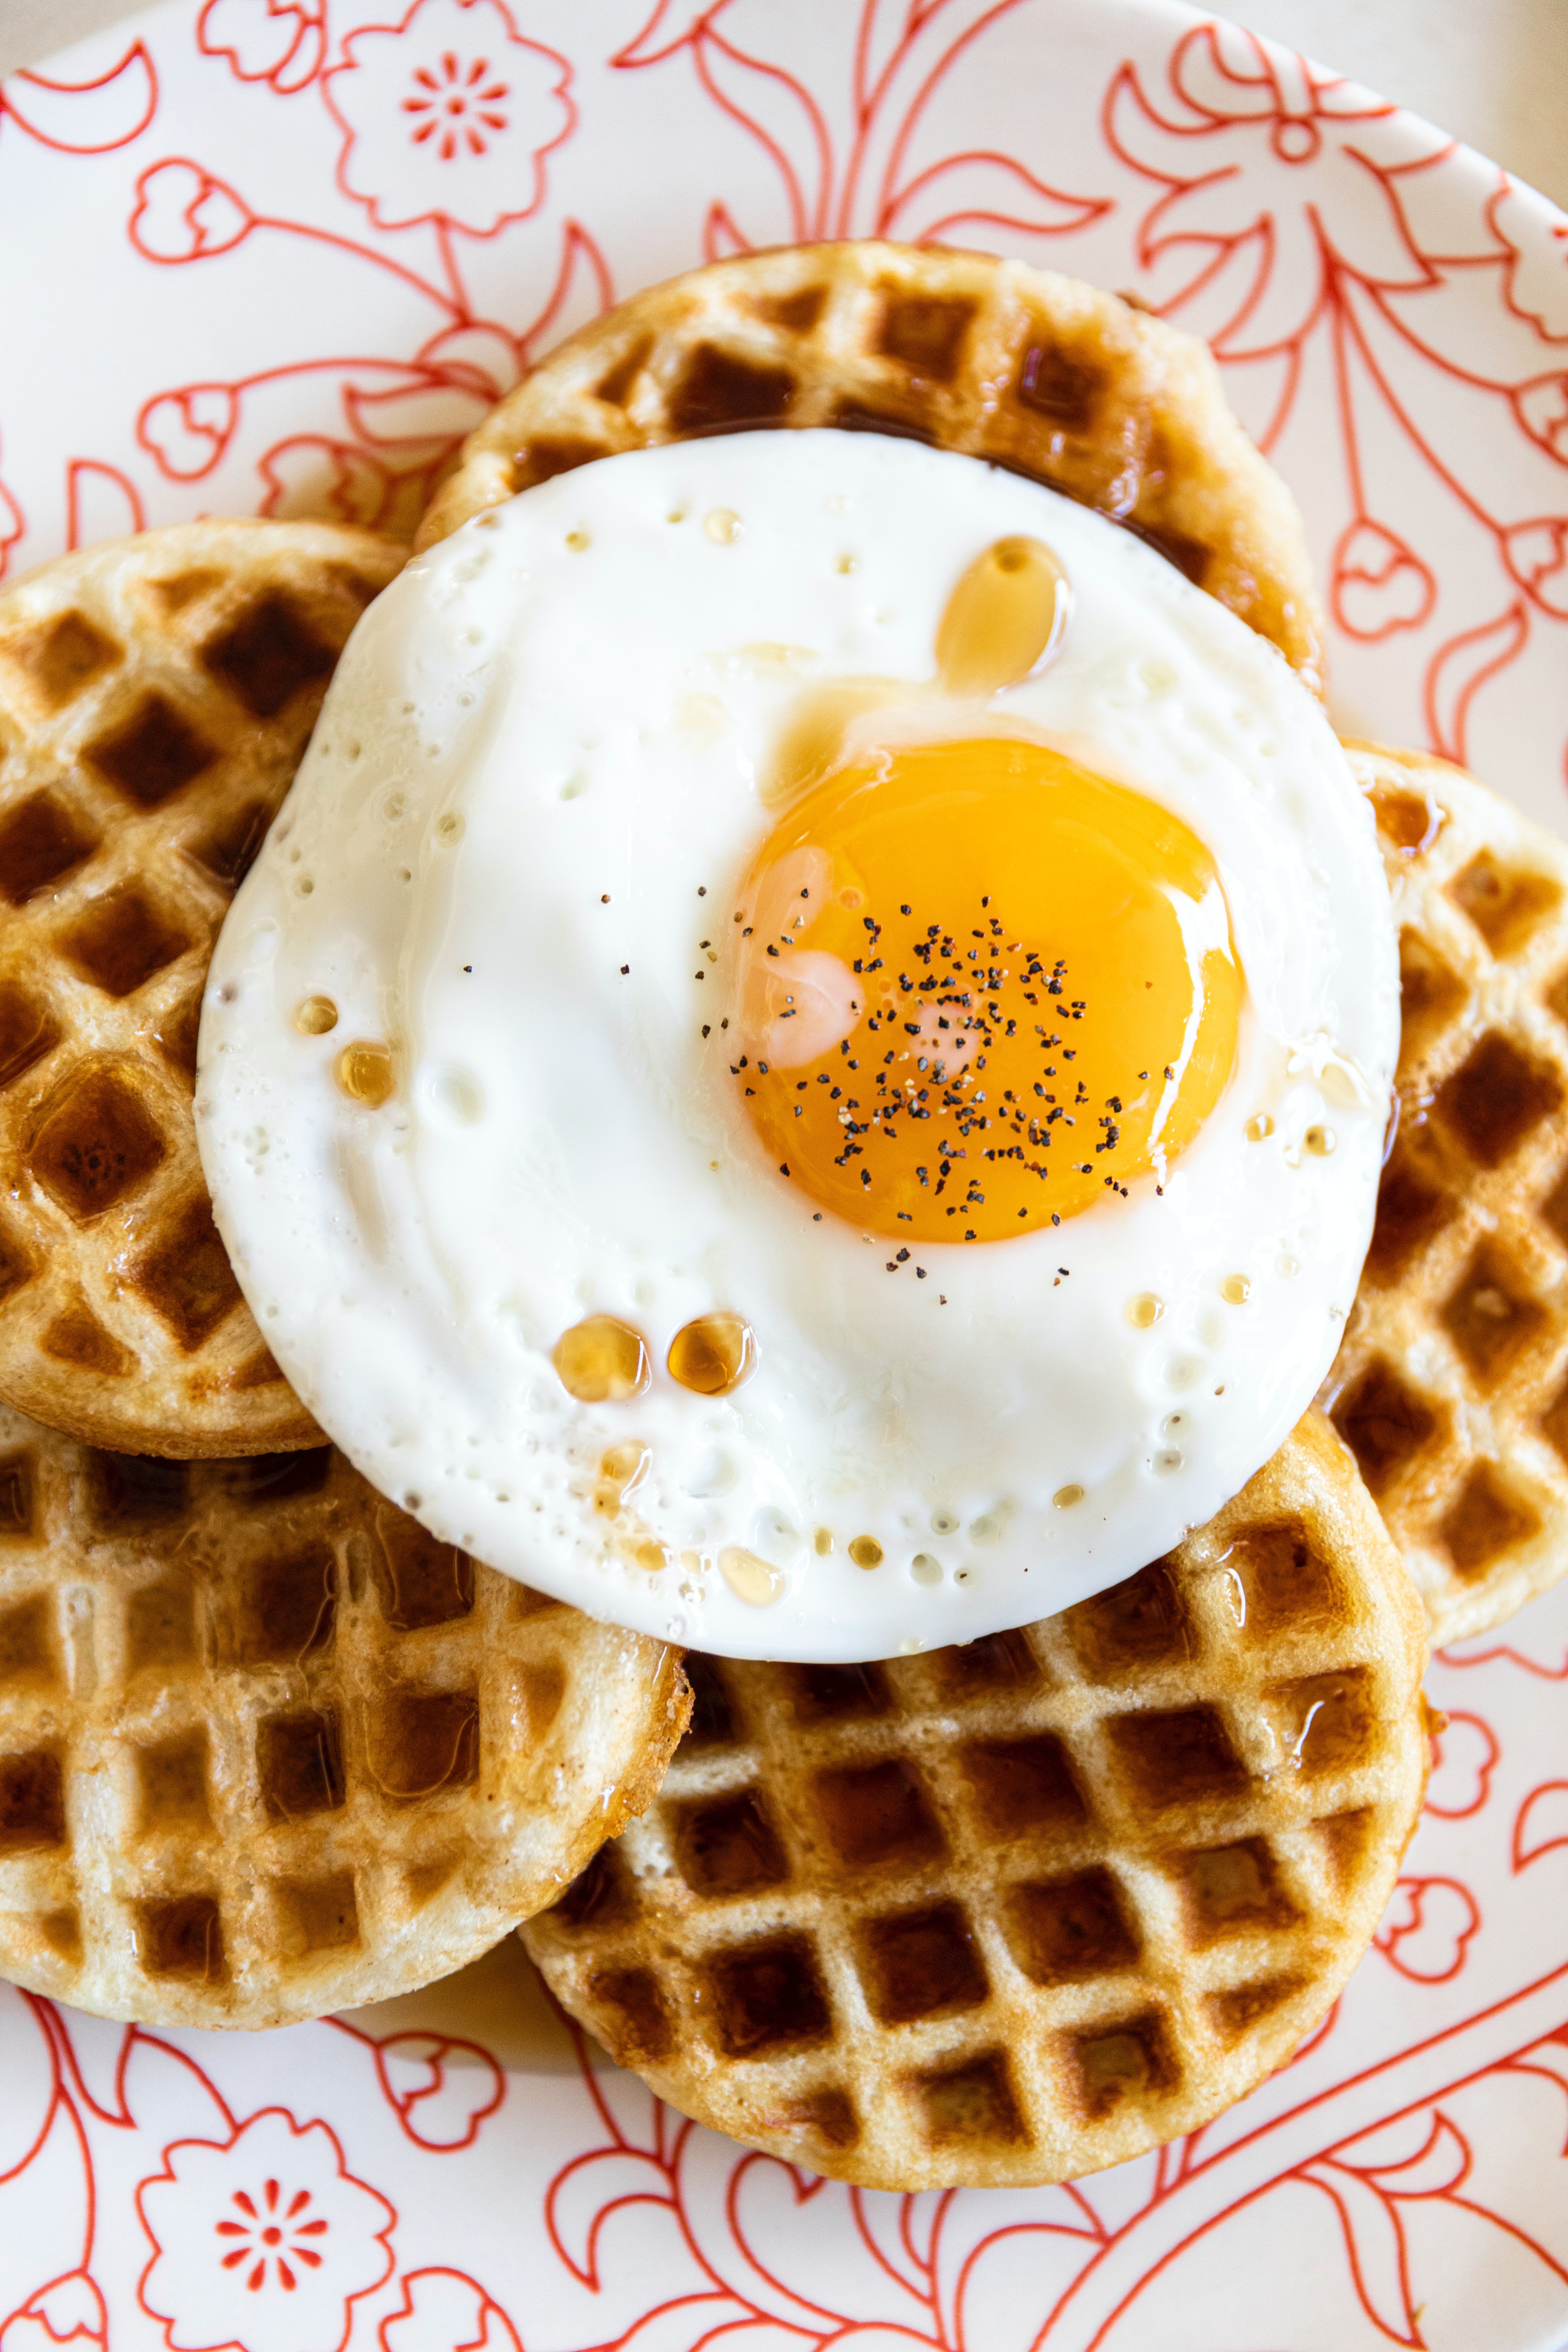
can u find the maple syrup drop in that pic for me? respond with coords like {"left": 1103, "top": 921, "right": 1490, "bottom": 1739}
{"left": 294, "top": 994, "right": 338, "bottom": 1035}
{"left": 553, "top": 1315, "right": 651, "bottom": 1403}
{"left": 334, "top": 1041, "right": 395, "bottom": 1106}
{"left": 934, "top": 535, "right": 1072, "bottom": 698}
{"left": 667, "top": 1313, "right": 757, "bottom": 1396}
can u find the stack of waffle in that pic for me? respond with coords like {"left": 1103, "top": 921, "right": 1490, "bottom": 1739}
{"left": 1, "top": 243, "right": 1560, "bottom": 2196}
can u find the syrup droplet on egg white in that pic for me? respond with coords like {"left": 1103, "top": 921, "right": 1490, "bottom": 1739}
{"left": 553, "top": 1315, "right": 650, "bottom": 1402}
{"left": 667, "top": 1313, "right": 757, "bottom": 1396}
{"left": 335, "top": 1040, "right": 396, "bottom": 1106}
{"left": 933, "top": 534, "right": 1072, "bottom": 697}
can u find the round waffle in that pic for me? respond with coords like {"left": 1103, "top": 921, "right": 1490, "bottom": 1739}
{"left": 415, "top": 240, "right": 1322, "bottom": 690}
{"left": 525, "top": 1411, "right": 1428, "bottom": 2191}
{"left": 0, "top": 1398, "right": 691, "bottom": 2029}
{"left": 1322, "top": 742, "right": 1568, "bottom": 1648}
{"left": 0, "top": 520, "right": 405, "bottom": 1457}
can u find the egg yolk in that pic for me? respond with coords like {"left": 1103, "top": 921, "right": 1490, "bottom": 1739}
{"left": 732, "top": 737, "right": 1241, "bottom": 1241}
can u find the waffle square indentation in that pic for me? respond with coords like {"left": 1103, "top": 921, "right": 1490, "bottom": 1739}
{"left": 929, "top": 1629, "right": 1040, "bottom": 1700}
{"left": 0, "top": 1451, "right": 38, "bottom": 1540}
{"left": 681, "top": 1654, "right": 738, "bottom": 1748}
{"left": 669, "top": 345, "right": 797, "bottom": 433}
{"left": 187, "top": 798, "right": 272, "bottom": 892}
{"left": 877, "top": 292, "right": 975, "bottom": 381}
{"left": 811, "top": 1759, "right": 946, "bottom": 1867}
{"left": 1066, "top": 1560, "right": 1191, "bottom": 1679}
{"left": 1440, "top": 1462, "right": 1541, "bottom": 1576}
{"left": 234, "top": 1546, "right": 336, "bottom": 1667}
{"left": 1441, "top": 1244, "right": 1547, "bottom": 1389}
{"left": 127, "top": 1576, "right": 199, "bottom": 1673}
{"left": 1449, "top": 850, "right": 1561, "bottom": 956}
{"left": 784, "top": 1660, "right": 891, "bottom": 1722}
{"left": 753, "top": 285, "right": 828, "bottom": 334}
{"left": 61, "top": 882, "right": 189, "bottom": 1000}
{"left": 371, "top": 1513, "right": 475, "bottom": 1630}
{"left": 1540, "top": 1371, "right": 1568, "bottom": 1469}
{"left": 1364, "top": 1147, "right": 1457, "bottom": 1284}
{"left": 859, "top": 1902, "right": 987, "bottom": 2023}
{"left": 1437, "top": 1031, "right": 1563, "bottom": 1168}
{"left": 594, "top": 335, "right": 653, "bottom": 409}
{"left": 1226, "top": 1520, "right": 1344, "bottom": 1636}
{"left": 0, "top": 790, "right": 99, "bottom": 906}
{"left": 85, "top": 693, "right": 218, "bottom": 807}
{"left": 911, "top": 2050, "right": 1026, "bottom": 2146}
{"left": 28, "top": 1064, "right": 167, "bottom": 1221}
{"left": 1206, "top": 1975, "right": 1301, "bottom": 2041}
{"left": 1170, "top": 1839, "right": 1298, "bottom": 1942}
{"left": 257, "top": 1710, "right": 345, "bottom": 1819}
{"left": 88, "top": 1451, "right": 189, "bottom": 1529}
{"left": 553, "top": 1844, "right": 634, "bottom": 1931}
{"left": 1270, "top": 1668, "right": 1377, "bottom": 1776}
{"left": 1368, "top": 783, "right": 1442, "bottom": 856}
{"left": 227, "top": 1450, "right": 332, "bottom": 1506}
{"left": 0, "top": 1594, "right": 55, "bottom": 1687}
{"left": 135, "top": 1729, "right": 212, "bottom": 1833}
{"left": 42, "top": 1301, "right": 130, "bottom": 1376}
{"left": 1398, "top": 931, "right": 1467, "bottom": 1056}
{"left": 0, "top": 982, "right": 61, "bottom": 1090}
{"left": 1330, "top": 1358, "right": 1442, "bottom": 1498}
{"left": 1008, "top": 1869, "right": 1139, "bottom": 1983}
{"left": 0, "top": 1225, "right": 30, "bottom": 1311}
{"left": 1104, "top": 1708, "right": 1247, "bottom": 1811}
{"left": 368, "top": 1688, "right": 479, "bottom": 1799}
{"left": 588, "top": 1964, "right": 673, "bottom": 2064}
{"left": 7, "top": 611, "right": 121, "bottom": 708}
{"left": 1015, "top": 337, "right": 1102, "bottom": 428}
{"left": 673, "top": 1788, "right": 789, "bottom": 1899}
{"left": 139, "top": 1893, "right": 226, "bottom": 1982}
{"left": 1066, "top": 2012, "right": 1176, "bottom": 2117}
{"left": 201, "top": 595, "right": 337, "bottom": 718}
{"left": 960, "top": 1733, "right": 1086, "bottom": 1840}
{"left": 778, "top": 2087, "right": 858, "bottom": 2146}
{"left": 277, "top": 1870, "right": 359, "bottom": 1959}
{"left": 516, "top": 437, "right": 605, "bottom": 490}
{"left": 131, "top": 1196, "right": 243, "bottom": 1352}
{"left": 708, "top": 1933, "right": 831, "bottom": 2057}
{"left": 0, "top": 1746, "right": 64, "bottom": 1854}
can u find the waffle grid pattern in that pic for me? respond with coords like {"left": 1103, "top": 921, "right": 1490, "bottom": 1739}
{"left": 526, "top": 1415, "right": 1427, "bottom": 2190}
{"left": 1323, "top": 744, "right": 1568, "bottom": 1647}
{"left": 0, "top": 522, "right": 405, "bottom": 1455}
{"left": 416, "top": 240, "right": 1322, "bottom": 689}
{"left": 0, "top": 1402, "right": 690, "bottom": 2028}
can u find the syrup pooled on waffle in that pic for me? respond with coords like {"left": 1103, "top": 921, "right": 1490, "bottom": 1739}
{"left": 1324, "top": 743, "right": 1568, "bottom": 1646}
{"left": 0, "top": 521, "right": 404, "bottom": 1457}
{"left": 0, "top": 1400, "right": 690, "bottom": 2028}
{"left": 526, "top": 1413, "right": 1427, "bottom": 2191}
{"left": 416, "top": 239, "right": 1322, "bottom": 690}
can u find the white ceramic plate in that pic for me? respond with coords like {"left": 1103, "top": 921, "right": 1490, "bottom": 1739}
{"left": 3, "top": 4, "right": 1568, "bottom": 2346}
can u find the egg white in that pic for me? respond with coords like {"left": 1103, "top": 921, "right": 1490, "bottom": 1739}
{"left": 197, "top": 430, "right": 1397, "bottom": 1661}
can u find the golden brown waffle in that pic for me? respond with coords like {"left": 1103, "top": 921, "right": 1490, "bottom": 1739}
{"left": 1322, "top": 743, "right": 1568, "bottom": 1648}
{"left": 416, "top": 240, "right": 1322, "bottom": 689}
{"left": 525, "top": 1412, "right": 1427, "bottom": 2191}
{"left": 0, "top": 521, "right": 405, "bottom": 1457}
{"left": 0, "top": 1398, "right": 690, "bottom": 2029}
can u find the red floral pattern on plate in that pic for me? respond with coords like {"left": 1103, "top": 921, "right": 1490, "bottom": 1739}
{"left": 322, "top": 0, "right": 574, "bottom": 238}
{"left": 138, "top": 2109, "right": 394, "bottom": 2352}
{"left": 2, "top": 5, "right": 1568, "bottom": 2346}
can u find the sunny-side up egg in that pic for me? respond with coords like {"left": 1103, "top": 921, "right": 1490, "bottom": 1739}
{"left": 197, "top": 429, "right": 1398, "bottom": 1662}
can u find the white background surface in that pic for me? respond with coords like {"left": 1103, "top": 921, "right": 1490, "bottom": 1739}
{"left": 3, "top": 0, "right": 1565, "bottom": 208}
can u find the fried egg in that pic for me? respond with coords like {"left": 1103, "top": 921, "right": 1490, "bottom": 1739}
{"left": 197, "top": 430, "right": 1397, "bottom": 1661}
